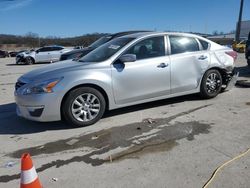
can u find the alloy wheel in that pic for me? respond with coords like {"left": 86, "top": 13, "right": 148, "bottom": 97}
{"left": 71, "top": 93, "right": 101, "bottom": 122}
{"left": 206, "top": 73, "right": 221, "bottom": 93}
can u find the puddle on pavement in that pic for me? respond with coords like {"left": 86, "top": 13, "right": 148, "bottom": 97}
{"left": 1, "top": 105, "right": 212, "bottom": 183}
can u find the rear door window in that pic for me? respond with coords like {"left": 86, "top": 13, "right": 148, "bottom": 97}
{"left": 169, "top": 36, "right": 200, "bottom": 55}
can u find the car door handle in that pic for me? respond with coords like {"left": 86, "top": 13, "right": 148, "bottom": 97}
{"left": 198, "top": 55, "right": 208, "bottom": 60}
{"left": 157, "top": 63, "right": 168, "bottom": 68}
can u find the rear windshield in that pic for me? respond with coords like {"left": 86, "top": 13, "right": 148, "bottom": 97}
{"left": 79, "top": 37, "right": 134, "bottom": 62}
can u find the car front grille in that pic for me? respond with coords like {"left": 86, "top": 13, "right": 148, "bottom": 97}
{"left": 15, "top": 81, "right": 26, "bottom": 91}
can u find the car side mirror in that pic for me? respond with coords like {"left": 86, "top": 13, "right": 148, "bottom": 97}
{"left": 36, "top": 50, "right": 39, "bottom": 54}
{"left": 119, "top": 54, "right": 136, "bottom": 63}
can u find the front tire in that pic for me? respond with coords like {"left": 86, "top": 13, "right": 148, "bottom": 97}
{"left": 200, "top": 69, "right": 222, "bottom": 99}
{"left": 62, "top": 87, "right": 106, "bottom": 127}
{"left": 25, "top": 57, "right": 34, "bottom": 65}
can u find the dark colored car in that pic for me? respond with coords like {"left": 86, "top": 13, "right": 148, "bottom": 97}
{"left": 60, "top": 31, "right": 151, "bottom": 61}
{"left": 9, "top": 50, "right": 28, "bottom": 57}
{"left": 0, "top": 50, "right": 9, "bottom": 58}
{"left": 246, "top": 32, "right": 250, "bottom": 66}
{"left": 9, "top": 51, "right": 18, "bottom": 57}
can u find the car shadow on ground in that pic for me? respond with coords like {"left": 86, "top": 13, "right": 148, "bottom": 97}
{"left": 235, "top": 65, "right": 250, "bottom": 78}
{"left": 235, "top": 65, "right": 250, "bottom": 88}
{"left": 0, "top": 94, "right": 201, "bottom": 135}
{"left": 0, "top": 103, "right": 71, "bottom": 135}
{"left": 104, "top": 94, "right": 200, "bottom": 118}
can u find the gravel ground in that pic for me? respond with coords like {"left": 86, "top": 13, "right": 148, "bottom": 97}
{"left": 0, "top": 54, "right": 249, "bottom": 188}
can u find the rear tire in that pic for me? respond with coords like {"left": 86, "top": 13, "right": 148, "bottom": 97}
{"left": 62, "top": 87, "right": 106, "bottom": 127}
{"left": 25, "top": 57, "right": 34, "bottom": 65}
{"left": 200, "top": 69, "right": 222, "bottom": 99}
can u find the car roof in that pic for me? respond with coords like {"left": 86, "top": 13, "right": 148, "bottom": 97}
{"left": 42, "top": 45, "right": 64, "bottom": 48}
{"left": 120, "top": 31, "right": 206, "bottom": 39}
{"left": 109, "top": 30, "right": 152, "bottom": 38}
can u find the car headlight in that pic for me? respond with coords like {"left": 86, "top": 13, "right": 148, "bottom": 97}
{"left": 22, "top": 77, "right": 63, "bottom": 95}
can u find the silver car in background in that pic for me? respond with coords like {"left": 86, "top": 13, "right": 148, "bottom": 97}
{"left": 15, "top": 32, "right": 237, "bottom": 127}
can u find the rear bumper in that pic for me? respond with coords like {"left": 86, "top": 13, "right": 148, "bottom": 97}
{"left": 227, "top": 71, "right": 239, "bottom": 90}
{"left": 223, "top": 69, "right": 238, "bottom": 91}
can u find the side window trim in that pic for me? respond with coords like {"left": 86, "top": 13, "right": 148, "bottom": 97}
{"left": 166, "top": 35, "right": 171, "bottom": 55}
{"left": 164, "top": 35, "right": 170, "bottom": 55}
{"left": 195, "top": 38, "right": 203, "bottom": 51}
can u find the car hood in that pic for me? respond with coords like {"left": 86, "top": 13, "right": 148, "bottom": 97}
{"left": 63, "top": 47, "right": 92, "bottom": 55}
{"left": 20, "top": 60, "right": 93, "bottom": 81}
{"left": 18, "top": 51, "right": 35, "bottom": 57}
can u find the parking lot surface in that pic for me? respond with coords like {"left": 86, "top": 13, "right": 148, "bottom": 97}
{"left": 0, "top": 55, "right": 250, "bottom": 188}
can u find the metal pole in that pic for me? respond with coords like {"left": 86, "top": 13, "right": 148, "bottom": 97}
{"left": 235, "top": 0, "right": 244, "bottom": 42}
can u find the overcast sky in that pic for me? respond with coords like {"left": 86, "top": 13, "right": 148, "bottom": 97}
{"left": 0, "top": 0, "right": 249, "bottom": 37}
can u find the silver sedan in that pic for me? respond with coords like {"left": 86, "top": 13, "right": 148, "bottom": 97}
{"left": 15, "top": 32, "right": 238, "bottom": 127}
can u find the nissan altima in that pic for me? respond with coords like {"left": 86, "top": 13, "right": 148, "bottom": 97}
{"left": 15, "top": 32, "right": 238, "bottom": 127}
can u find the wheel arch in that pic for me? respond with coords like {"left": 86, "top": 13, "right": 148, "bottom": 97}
{"left": 25, "top": 56, "right": 35, "bottom": 63}
{"left": 60, "top": 83, "right": 110, "bottom": 119}
{"left": 201, "top": 67, "right": 229, "bottom": 86}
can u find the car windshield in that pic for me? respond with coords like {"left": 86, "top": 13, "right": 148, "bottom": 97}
{"left": 89, "top": 36, "right": 112, "bottom": 49}
{"left": 79, "top": 37, "right": 134, "bottom": 62}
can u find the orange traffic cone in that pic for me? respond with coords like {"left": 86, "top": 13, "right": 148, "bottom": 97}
{"left": 20, "top": 153, "right": 42, "bottom": 188}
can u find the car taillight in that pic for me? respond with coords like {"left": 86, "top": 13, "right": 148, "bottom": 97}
{"left": 225, "top": 51, "right": 237, "bottom": 61}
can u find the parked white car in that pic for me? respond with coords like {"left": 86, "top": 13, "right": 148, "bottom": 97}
{"left": 16, "top": 46, "right": 72, "bottom": 65}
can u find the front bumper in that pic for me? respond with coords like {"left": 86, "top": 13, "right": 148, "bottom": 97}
{"left": 16, "top": 56, "right": 25, "bottom": 63}
{"left": 15, "top": 91, "right": 62, "bottom": 122}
